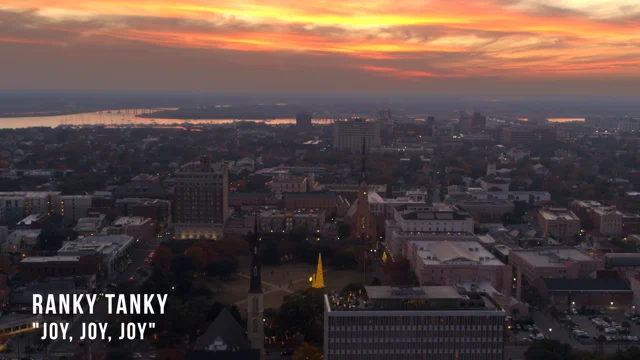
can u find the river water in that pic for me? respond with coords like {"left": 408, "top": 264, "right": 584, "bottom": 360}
{"left": 0, "top": 109, "right": 336, "bottom": 129}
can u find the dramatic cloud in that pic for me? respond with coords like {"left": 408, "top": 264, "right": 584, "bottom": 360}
{"left": 1, "top": 0, "right": 639, "bottom": 94}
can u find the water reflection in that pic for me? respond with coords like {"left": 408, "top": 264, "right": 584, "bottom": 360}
{"left": 0, "top": 109, "right": 337, "bottom": 129}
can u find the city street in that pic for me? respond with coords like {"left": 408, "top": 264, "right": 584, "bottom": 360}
{"left": 46, "top": 241, "right": 161, "bottom": 358}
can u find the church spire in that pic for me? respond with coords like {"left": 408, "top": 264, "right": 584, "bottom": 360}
{"left": 249, "top": 216, "right": 262, "bottom": 293}
{"left": 360, "top": 137, "right": 367, "bottom": 184}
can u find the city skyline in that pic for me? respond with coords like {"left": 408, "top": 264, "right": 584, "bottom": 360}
{"left": 1, "top": 1, "right": 640, "bottom": 96}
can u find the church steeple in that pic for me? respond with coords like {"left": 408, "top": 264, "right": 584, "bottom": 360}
{"left": 247, "top": 214, "right": 264, "bottom": 360}
{"left": 249, "top": 217, "right": 262, "bottom": 293}
{"left": 360, "top": 137, "right": 367, "bottom": 184}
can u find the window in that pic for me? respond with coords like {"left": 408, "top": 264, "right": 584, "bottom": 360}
{"left": 253, "top": 266, "right": 258, "bottom": 277}
{"left": 253, "top": 319, "right": 259, "bottom": 333}
{"left": 252, "top": 297, "right": 259, "bottom": 312}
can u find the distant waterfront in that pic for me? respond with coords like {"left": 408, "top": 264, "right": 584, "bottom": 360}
{"left": 0, "top": 109, "right": 338, "bottom": 129}
{"left": 0, "top": 109, "right": 589, "bottom": 129}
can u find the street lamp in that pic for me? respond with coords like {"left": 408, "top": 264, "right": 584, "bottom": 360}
{"left": 549, "top": 328, "right": 552, "bottom": 332}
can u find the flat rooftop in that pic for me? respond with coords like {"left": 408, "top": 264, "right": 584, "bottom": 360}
{"left": 592, "top": 207, "right": 623, "bottom": 216}
{"left": 408, "top": 240, "right": 505, "bottom": 266}
{"left": 21, "top": 256, "right": 80, "bottom": 263}
{"left": 539, "top": 208, "right": 579, "bottom": 221}
{"left": 326, "top": 286, "right": 502, "bottom": 312}
{"left": 365, "top": 286, "right": 461, "bottom": 300}
{"left": 572, "top": 200, "right": 602, "bottom": 208}
{"left": 515, "top": 248, "right": 596, "bottom": 267}
{"left": 112, "top": 216, "right": 150, "bottom": 226}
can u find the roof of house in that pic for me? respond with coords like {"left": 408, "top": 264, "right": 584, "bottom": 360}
{"left": 185, "top": 350, "right": 260, "bottom": 360}
{"left": 543, "top": 278, "right": 631, "bottom": 292}
{"left": 284, "top": 191, "right": 337, "bottom": 199}
{"left": 193, "top": 308, "right": 250, "bottom": 351}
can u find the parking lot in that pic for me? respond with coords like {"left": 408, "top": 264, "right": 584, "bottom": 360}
{"left": 510, "top": 319, "right": 550, "bottom": 344}
{"left": 558, "top": 307, "right": 640, "bottom": 348}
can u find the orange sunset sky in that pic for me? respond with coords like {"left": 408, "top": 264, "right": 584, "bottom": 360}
{"left": 1, "top": 0, "right": 639, "bottom": 95}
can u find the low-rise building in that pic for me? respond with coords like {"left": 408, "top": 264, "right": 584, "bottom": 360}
{"left": 405, "top": 240, "right": 511, "bottom": 292}
{"left": 10, "top": 277, "right": 95, "bottom": 307}
{"left": 479, "top": 175, "right": 510, "bottom": 192}
{"left": 590, "top": 206, "right": 623, "bottom": 236}
{"left": 229, "top": 192, "right": 279, "bottom": 207}
{"left": 74, "top": 214, "right": 109, "bottom": 235}
{"left": 324, "top": 285, "right": 505, "bottom": 360}
{"left": 103, "top": 216, "right": 157, "bottom": 242}
{"left": 15, "top": 214, "right": 48, "bottom": 230}
{"left": 541, "top": 278, "right": 632, "bottom": 309}
{"left": 115, "top": 198, "right": 171, "bottom": 223}
{"left": 461, "top": 189, "right": 551, "bottom": 204}
{"left": 2, "top": 229, "right": 41, "bottom": 253}
{"left": 622, "top": 214, "right": 640, "bottom": 236}
{"left": 366, "top": 189, "right": 430, "bottom": 221}
{"left": 386, "top": 204, "right": 474, "bottom": 256}
{"left": 257, "top": 209, "right": 324, "bottom": 234}
{"left": 569, "top": 200, "right": 602, "bottom": 226}
{"left": 604, "top": 253, "right": 640, "bottom": 270}
{"left": 0, "top": 313, "right": 43, "bottom": 337}
{"left": 57, "top": 235, "right": 134, "bottom": 279}
{"left": 319, "top": 184, "right": 387, "bottom": 203}
{"left": 537, "top": 208, "right": 581, "bottom": 242}
{"left": 19, "top": 255, "right": 99, "bottom": 283}
{"left": 266, "top": 175, "right": 308, "bottom": 196}
{"left": 282, "top": 192, "right": 349, "bottom": 220}
{"left": 454, "top": 199, "right": 515, "bottom": 223}
{"left": 509, "top": 248, "right": 604, "bottom": 300}
{"left": 455, "top": 280, "right": 529, "bottom": 320}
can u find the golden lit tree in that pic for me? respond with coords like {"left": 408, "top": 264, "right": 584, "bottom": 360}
{"left": 293, "top": 342, "right": 323, "bottom": 360}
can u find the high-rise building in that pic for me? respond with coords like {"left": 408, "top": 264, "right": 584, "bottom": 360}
{"left": 458, "top": 112, "right": 471, "bottom": 132}
{"left": 173, "top": 155, "right": 229, "bottom": 240}
{"left": 324, "top": 285, "right": 506, "bottom": 359}
{"left": 296, "top": 112, "right": 313, "bottom": 132}
{"left": 471, "top": 112, "right": 487, "bottom": 132}
{"left": 499, "top": 125, "right": 556, "bottom": 146}
{"left": 377, "top": 108, "right": 392, "bottom": 125}
{"left": 333, "top": 118, "right": 381, "bottom": 151}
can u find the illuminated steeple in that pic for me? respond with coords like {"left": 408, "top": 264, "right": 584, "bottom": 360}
{"left": 312, "top": 253, "right": 325, "bottom": 289}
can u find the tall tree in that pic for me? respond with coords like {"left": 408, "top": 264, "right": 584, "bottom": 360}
{"left": 293, "top": 343, "right": 323, "bottom": 360}
{"left": 153, "top": 246, "right": 173, "bottom": 270}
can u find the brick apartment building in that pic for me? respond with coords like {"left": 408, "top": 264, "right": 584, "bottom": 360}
{"left": 537, "top": 208, "right": 581, "bottom": 242}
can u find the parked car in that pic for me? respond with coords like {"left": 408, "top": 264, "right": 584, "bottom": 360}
{"left": 604, "top": 327, "right": 617, "bottom": 334}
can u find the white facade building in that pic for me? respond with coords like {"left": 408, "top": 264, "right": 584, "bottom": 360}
{"left": 385, "top": 203, "right": 474, "bottom": 256}
{"left": 333, "top": 118, "right": 381, "bottom": 151}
